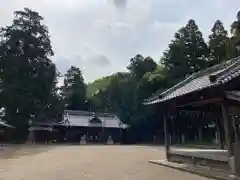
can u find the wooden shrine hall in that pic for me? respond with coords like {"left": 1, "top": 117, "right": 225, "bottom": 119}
{"left": 28, "top": 110, "right": 129, "bottom": 144}
{"left": 144, "top": 56, "right": 240, "bottom": 179}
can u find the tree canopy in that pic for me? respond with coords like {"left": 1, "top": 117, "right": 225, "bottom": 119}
{"left": 127, "top": 54, "right": 157, "bottom": 79}
{"left": 0, "top": 8, "right": 57, "bottom": 127}
{"left": 208, "top": 20, "right": 228, "bottom": 66}
{"left": 61, "top": 66, "right": 86, "bottom": 110}
{"left": 227, "top": 11, "right": 240, "bottom": 59}
{"left": 162, "top": 19, "right": 209, "bottom": 85}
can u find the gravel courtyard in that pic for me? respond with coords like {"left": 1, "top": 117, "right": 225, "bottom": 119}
{"left": 0, "top": 145, "right": 213, "bottom": 180}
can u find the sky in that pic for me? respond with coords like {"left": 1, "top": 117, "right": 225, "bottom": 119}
{"left": 0, "top": 0, "right": 239, "bottom": 83}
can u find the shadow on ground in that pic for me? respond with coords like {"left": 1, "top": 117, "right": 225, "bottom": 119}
{"left": 0, "top": 144, "right": 56, "bottom": 159}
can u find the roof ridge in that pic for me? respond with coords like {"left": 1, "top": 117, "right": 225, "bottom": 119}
{"left": 64, "top": 110, "right": 117, "bottom": 118}
{"left": 216, "top": 57, "right": 240, "bottom": 82}
{"left": 144, "top": 56, "right": 240, "bottom": 105}
{"left": 159, "top": 73, "right": 196, "bottom": 97}
{"left": 160, "top": 56, "right": 240, "bottom": 98}
{"left": 144, "top": 74, "right": 196, "bottom": 103}
{"left": 193, "top": 56, "right": 240, "bottom": 78}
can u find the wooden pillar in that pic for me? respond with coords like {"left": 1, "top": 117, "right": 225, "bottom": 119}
{"left": 220, "top": 102, "right": 233, "bottom": 156}
{"left": 220, "top": 102, "right": 240, "bottom": 179}
{"left": 232, "top": 116, "right": 238, "bottom": 143}
{"left": 198, "top": 127, "right": 203, "bottom": 141}
{"left": 230, "top": 116, "right": 240, "bottom": 179}
{"left": 101, "top": 126, "right": 105, "bottom": 142}
{"left": 216, "top": 118, "right": 224, "bottom": 149}
{"left": 163, "top": 112, "right": 170, "bottom": 159}
{"left": 231, "top": 143, "right": 240, "bottom": 179}
{"left": 119, "top": 127, "right": 122, "bottom": 144}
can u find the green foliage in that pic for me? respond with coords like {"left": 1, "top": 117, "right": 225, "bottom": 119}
{"left": 87, "top": 72, "right": 135, "bottom": 117}
{"left": 87, "top": 56, "right": 165, "bottom": 136}
{"left": 162, "top": 19, "right": 209, "bottom": 85}
{"left": 86, "top": 75, "right": 115, "bottom": 98}
{"left": 61, "top": 66, "right": 86, "bottom": 110}
{"left": 231, "top": 10, "right": 240, "bottom": 37}
{"left": 0, "top": 8, "right": 57, "bottom": 128}
{"left": 208, "top": 20, "right": 229, "bottom": 66}
{"left": 228, "top": 11, "right": 240, "bottom": 59}
{"left": 127, "top": 54, "right": 157, "bottom": 79}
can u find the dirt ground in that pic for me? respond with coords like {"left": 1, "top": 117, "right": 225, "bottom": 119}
{"left": 0, "top": 145, "right": 213, "bottom": 180}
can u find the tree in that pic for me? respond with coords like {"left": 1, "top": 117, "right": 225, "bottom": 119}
{"left": 62, "top": 66, "right": 86, "bottom": 110}
{"left": 37, "top": 87, "right": 64, "bottom": 121}
{"left": 208, "top": 20, "right": 228, "bottom": 66}
{"left": 162, "top": 19, "right": 209, "bottom": 85}
{"left": 87, "top": 72, "right": 134, "bottom": 114}
{"left": 134, "top": 66, "right": 166, "bottom": 107}
{"left": 227, "top": 10, "right": 240, "bottom": 58}
{"left": 0, "top": 8, "right": 57, "bottom": 129}
{"left": 231, "top": 10, "right": 240, "bottom": 37}
{"left": 127, "top": 54, "right": 157, "bottom": 79}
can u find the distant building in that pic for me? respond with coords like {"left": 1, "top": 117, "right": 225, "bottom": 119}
{"left": 64, "top": 110, "right": 128, "bottom": 143}
{"left": 28, "top": 110, "right": 129, "bottom": 144}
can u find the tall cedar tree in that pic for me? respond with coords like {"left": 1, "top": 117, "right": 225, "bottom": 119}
{"left": 0, "top": 8, "right": 56, "bottom": 127}
{"left": 208, "top": 20, "right": 228, "bottom": 66}
{"left": 231, "top": 11, "right": 240, "bottom": 37}
{"left": 227, "top": 10, "right": 240, "bottom": 58}
{"left": 62, "top": 66, "right": 86, "bottom": 110}
{"left": 162, "top": 19, "right": 209, "bottom": 85}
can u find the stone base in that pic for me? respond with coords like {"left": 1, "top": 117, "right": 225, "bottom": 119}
{"left": 229, "top": 174, "right": 240, "bottom": 180}
{"left": 107, "top": 140, "right": 114, "bottom": 145}
{"left": 149, "top": 159, "right": 229, "bottom": 180}
{"left": 80, "top": 140, "right": 87, "bottom": 145}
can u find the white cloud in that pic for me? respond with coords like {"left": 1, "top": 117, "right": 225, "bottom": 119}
{"left": 0, "top": 0, "right": 239, "bottom": 82}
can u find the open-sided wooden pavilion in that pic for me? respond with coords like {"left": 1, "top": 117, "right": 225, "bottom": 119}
{"left": 144, "top": 56, "right": 240, "bottom": 178}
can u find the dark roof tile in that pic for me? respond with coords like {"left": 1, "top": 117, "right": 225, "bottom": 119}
{"left": 144, "top": 56, "right": 240, "bottom": 105}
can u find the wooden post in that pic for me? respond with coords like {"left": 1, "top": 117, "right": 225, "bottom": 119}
{"left": 220, "top": 102, "right": 233, "bottom": 156}
{"left": 163, "top": 112, "right": 170, "bottom": 159}
{"left": 231, "top": 143, "right": 240, "bottom": 179}
{"left": 102, "top": 125, "right": 105, "bottom": 143}
{"left": 216, "top": 118, "right": 224, "bottom": 149}
{"left": 230, "top": 116, "right": 240, "bottom": 179}
{"left": 198, "top": 127, "right": 203, "bottom": 141}
{"left": 219, "top": 102, "right": 240, "bottom": 179}
{"left": 232, "top": 116, "right": 238, "bottom": 144}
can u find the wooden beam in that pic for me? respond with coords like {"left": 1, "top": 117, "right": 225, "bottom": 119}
{"left": 179, "top": 97, "right": 222, "bottom": 108}
{"left": 176, "top": 97, "right": 222, "bottom": 108}
{"left": 163, "top": 112, "right": 170, "bottom": 159}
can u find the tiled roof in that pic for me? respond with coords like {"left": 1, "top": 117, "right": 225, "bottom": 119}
{"left": 64, "top": 110, "right": 129, "bottom": 129}
{"left": 144, "top": 56, "right": 240, "bottom": 105}
{"left": 225, "top": 91, "right": 240, "bottom": 102}
{"left": 31, "top": 120, "right": 65, "bottom": 126}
